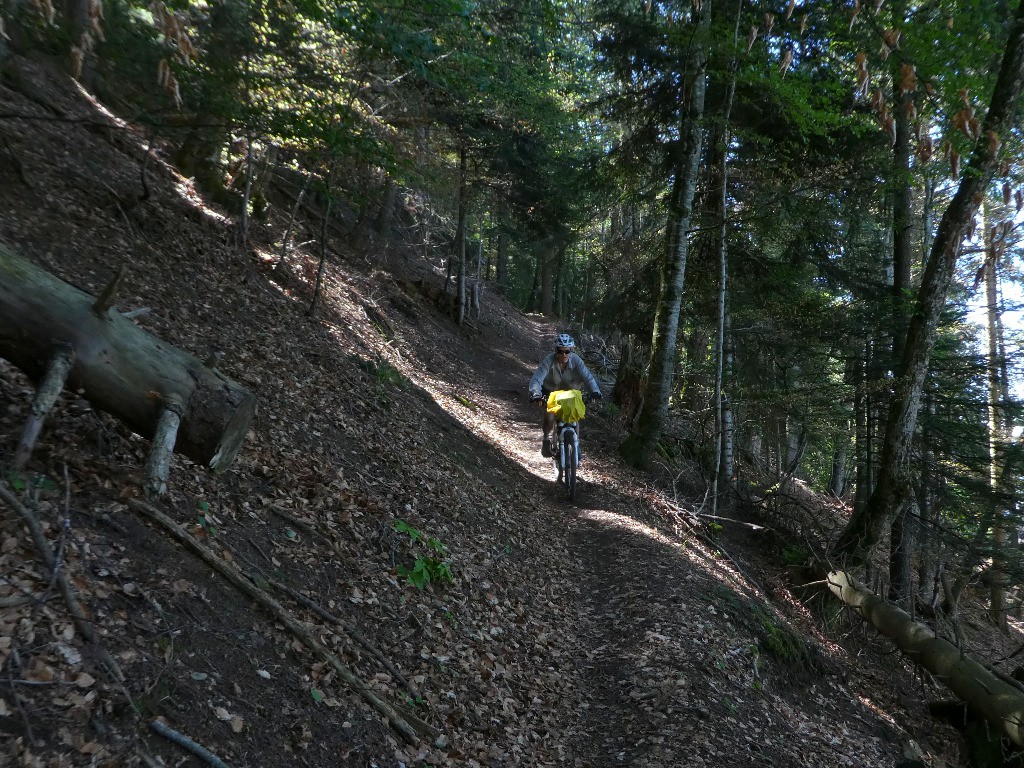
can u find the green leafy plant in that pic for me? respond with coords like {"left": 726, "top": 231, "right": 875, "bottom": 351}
{"left": 375, "top": 361, "right": 405, "bottom": 387}
{"left": 197, "top": 500, "right": 218, "bottom": 536}
{"left": 780, "top": 543, "right": 810, "bottom": 568}
{"left": 362, "top": 359, "right": 407, "bottom": 409}
{"left": 394, "top": 520, "right": 454, "bottom": 589}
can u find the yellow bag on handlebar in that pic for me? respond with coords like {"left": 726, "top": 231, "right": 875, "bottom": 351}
{"left": 547, "top": 389, "right": 586, "bottom": 422}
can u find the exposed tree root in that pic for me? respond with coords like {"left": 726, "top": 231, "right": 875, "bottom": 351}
{"left": 267, "top": 577, "right": 426, "bottom": 704}
{"left": 0, "top": 481, "right": 125, "bottom": 684}
{"left": 149, "top": 719, "right": 230, "bottom": 768}
{"left": 128, "top": 498, "right": 442, "bottom": 746}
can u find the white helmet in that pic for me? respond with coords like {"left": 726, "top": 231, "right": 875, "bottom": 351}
{"left": 555, "top": 333, "right": 575, "bottom": 350}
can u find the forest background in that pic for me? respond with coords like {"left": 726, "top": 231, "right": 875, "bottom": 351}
{"left": 5, "top": 0, "right": 1024, "bottom": 765}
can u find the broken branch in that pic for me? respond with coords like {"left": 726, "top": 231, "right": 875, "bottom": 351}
{"left": 128, "top": 498, "right": 441, "bottom": 745}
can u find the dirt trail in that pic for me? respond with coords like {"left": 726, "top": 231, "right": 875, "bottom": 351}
{"left": 461, "top": 319, "right": 916, "bottom": 768}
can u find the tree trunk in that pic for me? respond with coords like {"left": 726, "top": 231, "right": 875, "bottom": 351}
{"left": 852, "top": 339, "right": 870, "bottom": 516}
{"left": 275, "top": 170, "right": 310, "bottom": 273}
{"left": 830, "top": 421, "right": 850, "bottom": 497}
{"left": 0, "top": 245, "right": 256, "bottom": 472}
{"left": 888, "top": 503, "right": 915, "bottom": 606}
{"left": 308, "top": 167, "right": 334, "bottom": 318}
{"left": 984, "top": 210, "right": 1010, "bottom": 632}
{"left": 495, "top": 231, "right": 509, "bottom": 294}
{"left": 472, "top": 219, "right": 483, "bottom": 318}
{"left": 711, "top": 0, "right": 740, "bottom": 511}
{"left": 832, "top": 1, "right": 1024, "bottom": 560}
{"left": 455, "top": 145, "right": 468, "bottom": 325}
{"left": 527, "top": 253, "right": 540, "bottom": 313}
{"left": 539, "top": 238, "right": 556, "bottom": 317}
{"left": 721, "top": 314, "right": 735, "bottom": 483}
{"left": 375, "top": 177, "right": 398, "bottom": 240}
{"left": 828, "top": 570, "right": 1024, "bottom": 746}
{"left": 886, "top": 0, "right": 917, "bottom": 606}
{"left": 239, "top": 51, "right": 254, "bottom": 248}
{"left": 613, "top": 335, "right": 646, "bottom": 430}
{"left": 175, "top": 0, "right": 248, "bottom": 202}
{"left": 619, "top": 0, "right": 711, "bottom": 468}
{"left": 916, "top": 393, "right": 940, "bottom": 607}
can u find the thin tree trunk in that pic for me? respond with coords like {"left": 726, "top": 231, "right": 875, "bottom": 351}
{"left": 307, "top": 168, "right": 334, "bottom": 318}
{"left": 527, "top": 253, "right": 540, "bottom": 312}
{"left": 456, "top": 146, "right": 468, "bottom": 325}
{"left": 886, "top": 0, "right": 916, "bottom": 606}
{"left": 472, "top": 218, "right": 483, "bottom": 318}
{"left": 496, "top": 231, "right": 509, "bottom": 294}
{"left": 830, "top": 421, "right": 850, "bottom": 497}
{"left": 853, "top": 339, "right": 871, "bottom": 516}
{"left": 916, "top": 392, "right": 939, "bottom": 607}
{"left": 239, "top": 47, "right": 254, "bottom": 248}
{"left": 275, "top": 171, "right": 310, "bottom": 273}
{"left": 833, "top": 3, "right": 1024, "bottom": 560}
{"left": 375, "top": 177, "right": 397, "bottom": 240}
{"left": 540, "top": 237, "right": 556, "bottom": 316}
{"left": 721, "top": 313, "right": 735, "bottom": 483}
{"left": 620, "top": 0, "right": 711, "bottom": 468}
{"left": 984, "top": 208, "right": 1010, "bottom": 631}
{"left": 711, "top": 0, "right": 741, "bottom": 513}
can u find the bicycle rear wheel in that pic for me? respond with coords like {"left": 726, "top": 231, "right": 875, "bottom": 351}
{"left": 563, "top": 434, "right": 576, "bottom": 501}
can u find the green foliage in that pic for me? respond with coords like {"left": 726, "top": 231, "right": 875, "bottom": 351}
{"left": 394, "top": 520, "right": 454, "bottom": 589}
{"left": 371, "top": 361, "right": 406, "bottom": 388}
{"left": 779, "top": 544, "right": 810, "bottom": 568}
{"left": 361, "top": 359, "right": 407, "bottom": 409}
{"left": 197, "top": 500, "right": 218, "bottom": 536}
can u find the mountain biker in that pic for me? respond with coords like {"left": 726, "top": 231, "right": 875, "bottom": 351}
{"left": 529, "top": 333, "right": 602, "bottom": 457}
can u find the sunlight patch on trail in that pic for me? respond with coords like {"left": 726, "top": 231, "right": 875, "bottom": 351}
{"left": 579, "top": 510, "right": 678, "bottom": 547}
{"left": 580, "top": 508, "right": 770, "bottom": 603}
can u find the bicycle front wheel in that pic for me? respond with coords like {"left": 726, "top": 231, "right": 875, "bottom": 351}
{"left": 563, "top": 435, "right": 576, "bottom": 501}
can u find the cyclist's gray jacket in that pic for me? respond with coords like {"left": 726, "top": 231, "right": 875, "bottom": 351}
{"left": 529, "top": 353, "right": 602, "bottom": 400}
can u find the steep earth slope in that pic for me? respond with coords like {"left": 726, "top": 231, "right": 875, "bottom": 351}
{"left": 0, "top": 51, "right": 962, "bottom": 767}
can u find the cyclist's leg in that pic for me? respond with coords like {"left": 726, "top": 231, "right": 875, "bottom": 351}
{"left": 543, "top": 410, "right": 556, "bottom": 437}
{"left": 540, "top": 389, "right": 555, "bottom": 456}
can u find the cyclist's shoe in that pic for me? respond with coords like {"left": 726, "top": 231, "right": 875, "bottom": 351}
{"left": 541, "top": 437, "right": 552, "bottom": 458}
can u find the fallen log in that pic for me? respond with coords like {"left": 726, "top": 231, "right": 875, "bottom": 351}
{"left": 827, "top": 570, "right": 1024, "bottom": 746}
{"left": 0, "top": 244, "right": 256, "bottom": 479}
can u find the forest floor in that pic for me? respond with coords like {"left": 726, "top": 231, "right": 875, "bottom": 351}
{"left": 0, "top": 49, "right": 1015, "bottom": 768}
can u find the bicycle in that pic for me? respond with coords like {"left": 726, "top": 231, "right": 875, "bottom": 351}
{"left": 546, "top": 391, "right": 595, "bottom": 501}
{"left": 553, "top": 412, "right": 582, "bottom": 500}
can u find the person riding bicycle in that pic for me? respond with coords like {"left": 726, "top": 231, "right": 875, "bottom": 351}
{"left": 529, "top": 333, "right": 602, "bottom": 458}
